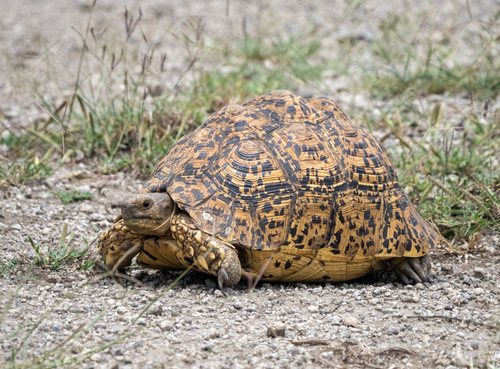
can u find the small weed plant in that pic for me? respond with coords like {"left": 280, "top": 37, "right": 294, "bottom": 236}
{"left": 54, "top": 190, "right": 94, "bottom": 204}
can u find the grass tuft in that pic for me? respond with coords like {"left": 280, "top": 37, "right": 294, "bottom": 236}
{"left": 54, "top": 190, "right": 94, "bottom": 204}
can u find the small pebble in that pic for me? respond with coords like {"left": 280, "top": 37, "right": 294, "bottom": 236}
{"left": 136, "top": 318, "right": 147, "bottom": 326}
{"left": 233, "top": 300, "right": 242, "bottom": 310}
{"left": 10, "top": 224, "right": 22, "bottom": 231}
{"left": 267, "top": 324, "right": 286, "bottom": 337}
{"left": 387, "top": 327, "right": 399, "bottom": 335}
{"left": 103, "top": 335, "right": 116, "bottom": 342}
{"left": 202, "top": 343, "right": 215, "bottom": 351}
{"left": 307, "top": 305, "right": 318, "bottom": 313}
{"left": 170, "top": 307, "right": 181, "bottom": 316}
{"left": 342, "top": 316, "right": 359, "bottom": 328}
{"left": 214, "top": 290, "right": 223, "bottom": 297}
{"left": 147, "top": 303, "right": 162, "bottom": 316}
{"left": 89, "top": 213, "right": 105, "bottom": 222}
{"left": 208, "top": 328, "right": 220, "bottom": 339}
{"left": 160, "top": 320, "right": 174, "bottom": 332}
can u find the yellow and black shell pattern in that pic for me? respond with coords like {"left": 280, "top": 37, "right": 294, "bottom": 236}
{"left": 142, "top": 90, "right": 438, "bottom": 264}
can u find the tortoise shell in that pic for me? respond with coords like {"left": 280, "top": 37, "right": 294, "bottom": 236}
{"left": 141, "top": 90, "right": 437, "bottom": 264}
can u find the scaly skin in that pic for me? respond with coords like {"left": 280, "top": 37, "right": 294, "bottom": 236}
{"left": 170, "top": 213, "right": 241, "bottom": 288}
{"left": 97, "top": 220, "right": 147, "bottom": 270}
{"left": 99, "top": 212, "right": 241, "bottom": 288}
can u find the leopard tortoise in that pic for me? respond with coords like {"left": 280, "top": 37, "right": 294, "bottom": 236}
{"left": 98, "top": 90, "right": 438, "bottom": 288}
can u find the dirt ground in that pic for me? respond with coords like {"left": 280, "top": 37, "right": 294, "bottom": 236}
{"left": 1, "top": 1, "right": 500, "bottom": 368}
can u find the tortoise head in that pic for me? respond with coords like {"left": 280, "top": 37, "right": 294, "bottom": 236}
{"left": 121, "top": 193, "right": 175, "bottom": 235}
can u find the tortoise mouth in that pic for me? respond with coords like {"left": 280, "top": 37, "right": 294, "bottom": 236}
{"left": 121, "top": 193, "right": 175, "bottom": 235}
{"left": 125, "top": 218, "right": 172, "bottom": 235}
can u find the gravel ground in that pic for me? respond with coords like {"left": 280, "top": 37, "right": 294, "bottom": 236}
{"left": 1, "top": 1, "right": 500, "bottom": 368}
{"left": 1, "top": 172, "right": 499, "bottom": 368}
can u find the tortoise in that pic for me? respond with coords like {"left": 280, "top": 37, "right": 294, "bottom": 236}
{"left": 98, "top": 90, "right": 438, "bottom": 288}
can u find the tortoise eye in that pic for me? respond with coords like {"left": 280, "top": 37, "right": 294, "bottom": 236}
{"left": 142, "top": 200, "right": 152, "bottom": 209}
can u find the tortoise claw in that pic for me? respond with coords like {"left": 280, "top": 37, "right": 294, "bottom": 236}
{"left": 218, "top": 268, "right": 229, "bottom": 290}
{"left": 390, "top": 254, "right": 431, "bottom": 284}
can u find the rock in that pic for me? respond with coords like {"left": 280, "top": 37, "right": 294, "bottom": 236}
{"left": 76, "top": 184, "right": 91, "bottom": 193}
{"left": 402, "top": 295, "right": 419, "bottom": 303}
{"left": 267, "top": 324, "right": 286, "bottom": 337}
{"left": 328, "top": 315, "right": 342, "bottom": 325}
{"left": 79, "top": 203, "right": 94, "bottom": 213}
{"left": 103, "top": 335, "right": 116, "bottom": 342}
{"left": 116, "top": 306, "right": 127, "bottom": 314}
{"left": 10, "top": 224, "right": 22, "bottom": 231}
{"left": 4, "top": 105, "right": 20, "bottom": 118}
{"left": 89, "top": 213, "right": 105, "bottom": 222}
{"left": 307, "top": 305, "right": 318, "bottom": 313}
{"left": 471, "top": 342, "right": 479, "bottom": 349}
{"left": 160, "top": 320, "right": 174, "bottom": 332}
{"left": 444, "top": 305, "right": 454, "bottom": 311}
{"left": 214, "top": 289, "right": 223, "bottom": 297}
{"left": 41, "top": 227, "right": 50, "bottom": 235}
{"left": 0, "top": 144, "right": 8, "bottom": 156}
{"left": 387, "top": 327, "right": 399, "bottom": 335}
{"left": 47, "top": 274, "right": 61, "bottom": 284}
{"left": 43, "top": 177, "right": 58, "bottom": 189}
{"left": 147, "top": 302, "right": 162, "bottom": 316}
{"left": 286, "top": 343, "right": 299, "bottom": 355}
{"left": 208, "top": 328, "right": 220, "bottom": 339}
{"left": 90, "top": 353, "right": 101, "bottom": 362}
{"left": 136, "top": 318, "right": 147, "bottom": 326}
{"left": 342, "top": 316, "right": 359, "bottom": 328}
{"left": 357, "top": 30, "right": 374, "bottom": 42}
{"left": 473, "top": 268, "right": 487, "bottom": 279}
{"left": 174, "top": 353, "right": 187, "bottom": 362}
{"left": 202, "top": 343, "right": 214, "bottom": 351}
{"left": 233, "top": 300, "right": 242, "bottom": 310}
{"left": 24, "top": 187, "right": 32, "bottom": 198}
{"left": 170, "top": 306, "right": 181, "bottom": 316}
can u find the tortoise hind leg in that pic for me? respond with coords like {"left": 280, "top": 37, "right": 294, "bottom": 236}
{"left": 388, "top": 254, "right": 431, "bottom": 284}
{"left": 171, "top": 213, "right": 241, "bottom": 288}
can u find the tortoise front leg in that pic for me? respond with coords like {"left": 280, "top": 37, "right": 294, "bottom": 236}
{"left": 170, "top": 213, "right": 241, "bottom": 288}
{"left": 98, "top": 220, "right": 146, "bottom": 270}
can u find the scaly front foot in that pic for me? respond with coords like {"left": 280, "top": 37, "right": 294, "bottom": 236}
{"left": 171, "top": 214, "right": 241, "bottom": 288}
{"left": 98, "top": 220, "right": 146, "bottom": 270}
